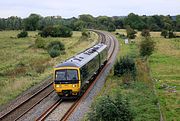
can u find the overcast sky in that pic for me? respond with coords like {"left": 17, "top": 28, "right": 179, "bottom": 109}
{"left": 0, "top": 0, "right": 179, "bottom": 18}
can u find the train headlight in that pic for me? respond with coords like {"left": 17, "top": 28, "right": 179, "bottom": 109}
{"left": 56, "top": 85, "right": 60, "bottom": 88}
{"left": 72, "top": 84, "right": 76, "bottom": 88}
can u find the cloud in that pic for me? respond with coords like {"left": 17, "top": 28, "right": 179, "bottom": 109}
{"left": 0, "top": 0, "right": 179, "bottom": 18}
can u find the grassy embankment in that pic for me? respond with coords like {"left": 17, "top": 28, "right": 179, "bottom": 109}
{"left": 0, "top": 30, "right": 98, "bottom": 106}
{"left": 86, "top": 30, "right": 179, "bottom": 121}
{"left": 149, "top": 32, "right": 180, "bottom": 121}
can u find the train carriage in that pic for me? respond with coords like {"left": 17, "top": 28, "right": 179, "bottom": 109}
{"left": 53, "top": 43, "right": 108, "bottom": 97}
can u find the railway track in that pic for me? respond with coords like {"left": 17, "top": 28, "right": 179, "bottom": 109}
{"left": 0, "top": 79, "right": 54, "bottom": 121}
{"left": 60, "top": 31, "right": 117, "bottom": 121}
{"left": 0, "top": 30, "right": 117, "bottom": 121}
{"left": 36, "top": 30, "right": 118, "bottom": 121}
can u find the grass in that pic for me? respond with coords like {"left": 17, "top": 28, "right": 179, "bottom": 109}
{"left": 115, "top": 29, "right": 180, "bottom": 120}
{"left": 0, "top": 30, "right": 98, "bottom": 106}
{"left": 149, "top": 37, "right": 180, "bottom": 121}
{"left": 86, "top": 30, "right": 160, "bottom": 121}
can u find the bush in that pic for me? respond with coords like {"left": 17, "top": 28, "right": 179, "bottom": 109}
{"left": 114, "top": 56, "right": 136, "bottom": 81}
{"left": 126, "top": 26, "right": 136, "bottom": 39}
{"left": 81, "top": 30, "right": 90, "bottom": 37}
{"left": 161, "top": 29, "right": 168, "bottom": 38}
{"left": 48, "top": 48, "right": 60, "bottom": 58}
{"left": 47, "top": 41, "right": 65, "bottom": 58}
{"left": 87, "top": 94, "right": 133, "bottom": 121}
{"left": 139, "top": 37, "right": 155, "bottom": 57}
{"left": 141, "top": 29, "right": 150, "bottom": 37}
{"left": 17, "top": 31, "right": 28, "bottom": 38}
{"left": 39, "top": 26, "right": 72, "bottom": 37}
{"left": 168, "top": 31, "right": 176, "bottom": 38}
{"left": 35, "top": 37, "right": 45, "bottom": 48}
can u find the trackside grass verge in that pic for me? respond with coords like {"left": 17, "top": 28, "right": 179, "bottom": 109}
{"left": 0, "top": 31, "right": 98, "bottom": 106}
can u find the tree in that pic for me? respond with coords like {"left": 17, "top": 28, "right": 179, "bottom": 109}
{"left": 124, "top": 13, "right": 146, "bottom": 30}
{"left": 24, "top": 14, "right": 42, "bottom": 31}
{"left": 141, "top": 29, "right": 150, "bottom": 37}
{"left": 139, "top": 37, "right": 155, "bottom": 58}
{"left": 126, "top": 25, "right": 136, "bottom": 39}
{"left": 73, "top": 20, "right": 85, "bottom": 31}
{"left": 107, "top": 23, "right": 116, "bottom": 32}
{"left": 39, "top": 26, "right": 72, "bottom": 37}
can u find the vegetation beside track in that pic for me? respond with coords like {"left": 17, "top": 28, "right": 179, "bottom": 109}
{"left": 85, "top": 30, "right": 180, "bottom": 121}
{"left": 0, "top": 30, "right": 98, "bottom": 106}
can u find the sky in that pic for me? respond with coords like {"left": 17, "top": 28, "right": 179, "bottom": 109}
{"left": 0, "top": 0, "right": 179, "bottom": 18}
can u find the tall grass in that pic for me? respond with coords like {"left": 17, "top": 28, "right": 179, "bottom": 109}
{"left": 0, "top": 30, "right": 98, "bottom": 106}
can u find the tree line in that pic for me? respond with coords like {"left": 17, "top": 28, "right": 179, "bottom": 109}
{"left": 0, "top": 13, "right": 180, "bottom": 32}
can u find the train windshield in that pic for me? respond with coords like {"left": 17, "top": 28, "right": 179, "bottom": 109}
{"left": 55, "top": 69, "right": 78, "bottom": 81}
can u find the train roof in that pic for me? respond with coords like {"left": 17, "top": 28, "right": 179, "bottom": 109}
{"left": 55, "top": 43, "right": 107, "bottom": 68}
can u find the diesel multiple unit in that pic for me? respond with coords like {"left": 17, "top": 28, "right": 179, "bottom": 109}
{"left": 53, "top": 43, "right": 108, "bottom": 97}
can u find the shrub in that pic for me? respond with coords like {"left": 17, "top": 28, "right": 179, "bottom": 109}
{"left": 126, "top": 25, "right": 136, "bottom": 39}
{"left": 139, "top": 37, "right": 155, "bottom": 57}
{"left": 47, "top": 41, "right": 65, "bottom": 51}
{"left": 81, "top": 30, "right": 90, "bottom": 37}
{"left": 48, "top": 47, "right": 60, "bottom": 58}
{"left": 161, "top": 29, "right": 168, "bottom": 38}
{"left": 39, "top": 26, "right": 72, "bottom": 37}
{"left": 17, "top": 31, "right": 28, "bottom": 38}
{"left": 47, "top": 41, "right": 65, "bottom": 58}
{"left": 168, "top": 31, "right": 176, "bottom": 38}
{"left": 87, "top": 94, "right": 133, "bottom": 121}
{"left": 35, "top": 37, "right": 45, "bottom": 48}
{"left": 114, "top": 56, "right": 136, "bottom": 81}
{"left": 141, "top": 29, "right": 150, "bottom": 37}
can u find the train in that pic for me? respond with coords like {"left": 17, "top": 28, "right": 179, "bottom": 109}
{"left": 53, "top": 43, "right": 108, "bottom": 97}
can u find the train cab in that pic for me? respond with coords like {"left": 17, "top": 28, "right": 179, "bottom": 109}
{"left": 53, "top": 67, "right": 81, "bottom": 97}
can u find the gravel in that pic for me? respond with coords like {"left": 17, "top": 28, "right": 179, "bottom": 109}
{"left": 18, "top": 91, "right": 59, "bottom": 121}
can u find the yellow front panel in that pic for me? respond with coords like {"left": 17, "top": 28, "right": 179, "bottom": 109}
{"left": 54, "top": 83, "right": 80, "bottom": 93}
{"left": 53, "top": 66, "right": 81, "bottom": 95}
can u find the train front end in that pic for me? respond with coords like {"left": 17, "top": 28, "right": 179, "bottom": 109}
{"left": 53, "top": 67, "right": 81, "bottom": 97}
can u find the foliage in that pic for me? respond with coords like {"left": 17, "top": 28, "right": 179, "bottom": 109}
{"left": 48, "top": 48, "right": 60, "bottom": 58}
{"left": 35, "top": 37, "right": 45, "bottom": 48}
{"left": 47, "top": 41, "right": 65, "bottom": 58}
{"left": 124, "top": 13, "right": 146, "bottom": 30}
{"left": 81, "top": 30, "right": 90, "bottom": 37}
{"left": 139, "top": 37, "right": 156, "bottom": 57}
{"left": 168, "top": 31, "right": 176, "bottom": 38}
{"left": 17, "top": 31, "right": 28, "bottom": 38}
{"left": 107, "top": 23, "right": 116, "bottom": 32}
{"left": 126, "top": 25, "right": 136, "bottom": 39}
{"left": 141, "top": 29, "right": 150, "bottom": 37}
{"left": 161, "top": 30, "right": 176, "bottom": 38}
{"left": 114, "top": 56, "right": 136, "bottom": 81}
{"left": 39, "top": 25, "right": 72, "bottom": 37}
{"left": 0, "top": 13, "right": 179, "bottom": 32}
{"left": 161, "top": 29, "right": 168, "bottom": 38}
{"left": 23, "top": 14, "right": 42, "bottom": 31}
{"left": 87, "top": 94, "right": 133, "bottom": 121}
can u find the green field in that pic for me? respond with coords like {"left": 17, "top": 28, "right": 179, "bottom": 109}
{"left": 0, "top": 30, "right": 98, "bottom": 106}
{"left": 87, "top": 29, "right": 179, "bottom": 121}
{"left": 149, "top": 37, "right": 180, "bottom": 121}
{"left": 116, "top": 30, "right": 180, "bottom": 120}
